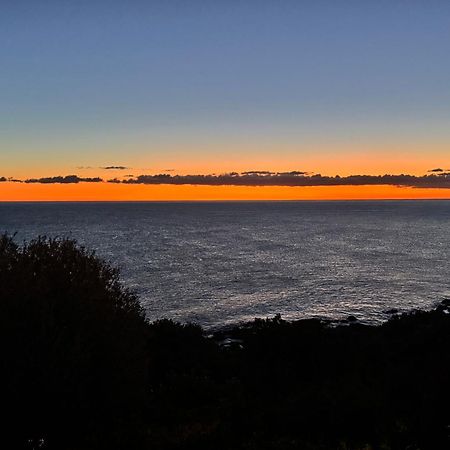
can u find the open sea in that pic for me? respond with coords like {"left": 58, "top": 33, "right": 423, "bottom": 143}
{"left": 0, "top": 200, "right": 449, "bottom": 328}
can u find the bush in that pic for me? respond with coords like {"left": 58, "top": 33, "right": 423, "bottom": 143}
{"left": 0, "top": 235, "right": 148, "bottom": 450}
{"left": 1, "top": 234, "right": 448, "bottom": 449}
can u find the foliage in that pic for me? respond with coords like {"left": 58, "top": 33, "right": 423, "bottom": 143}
{"left": 0, "top": 234, "right": 148, "bottom": 449}
{"left": 146, "top": 307, "right": 450, "bottom": 449}
{"left": 1, "top": 234, "right": 449, "bottom": 449}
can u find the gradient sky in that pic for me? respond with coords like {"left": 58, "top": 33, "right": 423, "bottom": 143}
{"left": 1, "top": 1, "right": 450, "bottom": 199}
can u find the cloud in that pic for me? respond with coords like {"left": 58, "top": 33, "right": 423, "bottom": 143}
{"left": 100, "top": 166, "right": 130, "bottom": 170}
{"left": 428, "top": 168, "right": 444, "bottom": 172}
{"left": 241, "top": 170, "right": 276, "bottom": 176}
{"left": 116, "top": 172, "right": 450, "bottom": 189}
{"left": 0, "top": 177, "right": 21, "bottom": 182}
{"left": 78, "top": 165, "right": 130, "bottom": 170}
{"left": 5, "top": 171, "right": 450, "bottom": 188}
{"left": 276, "top": 171, "right": 310, "bottom": 176}
{"left": 25, "top": 175, "right": 103, "bottom": 184}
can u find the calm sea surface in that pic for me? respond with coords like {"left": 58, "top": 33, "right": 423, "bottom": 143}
{"left": 1, "top": 201, "right": 449, "bottom": 328}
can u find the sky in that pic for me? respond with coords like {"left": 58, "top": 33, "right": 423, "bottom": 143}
{"left": 1, "top": 0, "right": 450, "bottom": 200}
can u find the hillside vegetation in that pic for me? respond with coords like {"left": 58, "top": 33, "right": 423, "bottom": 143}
{"left": 1, "top": 235, "right": 448, "bottom": 450}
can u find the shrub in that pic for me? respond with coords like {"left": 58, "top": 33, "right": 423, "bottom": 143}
{"left": 1, "top": 233, "right": 448, "bottom": 449}
{"left": 0, "top": 235, "right": 148, "bottom": 450}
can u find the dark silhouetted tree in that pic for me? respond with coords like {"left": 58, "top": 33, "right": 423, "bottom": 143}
{"left": 0, "top": 235, "right": 148, "bottom": 450}
{"left": 1, "top": 233, "right": 449, "bottom": 450}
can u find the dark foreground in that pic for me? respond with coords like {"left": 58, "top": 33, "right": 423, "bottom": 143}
{"left": 1, "top": 235, "right": 449, "bottom": 450}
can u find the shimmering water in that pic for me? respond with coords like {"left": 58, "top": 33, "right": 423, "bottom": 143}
{"left": 1, "top": 201, "right": 449, "bottom": 328}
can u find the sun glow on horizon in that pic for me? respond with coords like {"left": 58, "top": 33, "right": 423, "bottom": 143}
{"left": 1, "top": 182, "right": 450, "bottom": 202}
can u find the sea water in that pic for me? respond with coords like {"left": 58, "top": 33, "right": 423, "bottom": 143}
{"left": 1, "top": 200, "right": 449, "bottom": 328}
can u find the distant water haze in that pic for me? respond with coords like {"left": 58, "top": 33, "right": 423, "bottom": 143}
{"left": 1, "top": 201, "right": 449, "bottom": 328}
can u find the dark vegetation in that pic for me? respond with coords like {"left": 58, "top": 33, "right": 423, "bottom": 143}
{"left": 1, "top": 234, "right": 448, "bottom": 449}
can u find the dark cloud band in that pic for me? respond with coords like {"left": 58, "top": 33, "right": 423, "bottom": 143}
{"left": 24, "top": 175, "right": 103, "bottom": 184}
{"left": 100, "top": 166, "right": 130, "bottom": 170}
{"left": 2, "top": 171, "right": 448, "bottom": 188}
{"left": 117, "top": 172, "right": 450, "bottom": 189}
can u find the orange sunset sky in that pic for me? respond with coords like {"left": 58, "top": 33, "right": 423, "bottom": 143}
{"left": 1, "top": 182, "right": 450, "bottom": 202}
{"left": 2, "top": 2, "right": 450, "bottom": 201}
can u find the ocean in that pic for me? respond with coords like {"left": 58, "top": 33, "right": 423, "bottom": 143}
{"left": 1, "top": 200, "right": 449, "bottom": 328}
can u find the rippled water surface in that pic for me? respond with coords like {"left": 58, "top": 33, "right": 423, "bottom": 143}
{"left": 1, "top": 201, "right": 449, "bottom": 327}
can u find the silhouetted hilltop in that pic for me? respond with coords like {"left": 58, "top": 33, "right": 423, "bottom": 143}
{"left": 1, "top": 234, "right": 448, "bottom": 449}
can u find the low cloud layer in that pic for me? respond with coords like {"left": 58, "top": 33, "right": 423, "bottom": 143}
{"left": 100, "top": 166, "right": 130, "bottom": 170}
{"left": 1, "top": 171, "right": 449, "bottom": 188}
{"left": 116, "top": 172, "right": 450, "bottom": 189}
{"left": 24, "top": 175, "right": 103, "bottom": 184}
{"left": 1, "top": 177, "right": 24, "bottom": 183}
{"left": 76, "top": 165, "right": 130, "bottom": 170}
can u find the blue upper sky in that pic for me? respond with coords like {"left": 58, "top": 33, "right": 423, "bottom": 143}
{"left": 1, "top": 0, "right": 450, "bottom": 176}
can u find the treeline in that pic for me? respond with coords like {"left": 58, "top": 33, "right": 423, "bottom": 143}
{"left": 0, "top": 235, "right": 448, "bottom": 449}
